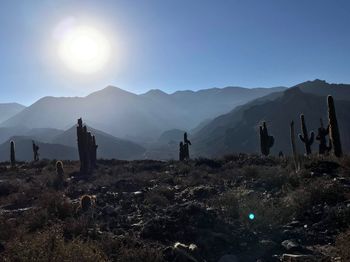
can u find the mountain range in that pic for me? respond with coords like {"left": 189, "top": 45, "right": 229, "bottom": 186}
{"left": 0, "top": 79, "right": 349, "bottom": 160}
{"left": 0, "top": 85, "right": 285, "bottom": 142}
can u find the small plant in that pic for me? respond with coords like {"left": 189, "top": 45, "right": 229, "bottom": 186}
{"left": 298, "top": 114, "right": 314, "bottom": 155}
{"left": 54, "top": 161, "right": 65, "bottom": 189}
{"left": 259, "top": 121, "right": 274, "bottom": 156}
{"left": 80, "top": 195, "right": 95, "bottom": 212}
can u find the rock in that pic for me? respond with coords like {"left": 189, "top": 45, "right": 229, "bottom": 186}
{"left": 281, "top": 239, "right": 301, "bottom": 252}
{"left": 218, "top": 254, "right": 239, "bottom": 262}
{"left": 281, "top": 254, "right": 317, "bottom": 262}
{"left": 163, "top": 242, "right": 200, "bottom": 262}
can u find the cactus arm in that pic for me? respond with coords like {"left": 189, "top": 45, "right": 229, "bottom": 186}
{"left": 309, "top": 132, "right": 314, "bottom": 145}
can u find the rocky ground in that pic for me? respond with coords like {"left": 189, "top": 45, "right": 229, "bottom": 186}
{"left": 0, "top": 154, "right": 350, "bottom": 261}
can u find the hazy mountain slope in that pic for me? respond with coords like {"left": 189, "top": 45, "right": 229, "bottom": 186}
{"left": 298, "top": 79, "right": 350, "bottom": 100}
{"left": 193, "top": 85, "right": 350, "bottom": 157}
{"left": 0, "top": 103, "right": 26, "bottom": 123}
{"left": 158, "top": 129, "right": 186, "bottom": 144}
{"left": 51, "top": 124, "right": 145, "bottom": 160}
{"left": 0, "top": 136, "right": 77, "bottom": 161}
{"left": 1, "top": 85, "right": 286, "bottom": 140}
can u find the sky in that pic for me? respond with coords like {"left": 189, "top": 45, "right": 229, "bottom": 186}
{"left": 0, "top": 0, "right": 350, "bottom": 105}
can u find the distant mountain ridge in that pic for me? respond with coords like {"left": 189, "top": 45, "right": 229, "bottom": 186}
{"left": 0, "top": 85, "right": 286, "bottom": 141}
{"left": 193, "top": 80, "right": 350, "bottom": 157}
{"left": 0, "top": 103, "right": 26, "bottom": 123}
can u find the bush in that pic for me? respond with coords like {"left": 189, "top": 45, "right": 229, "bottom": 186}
{"left": 4, "top": 226, "right": 107, "bottom": 262}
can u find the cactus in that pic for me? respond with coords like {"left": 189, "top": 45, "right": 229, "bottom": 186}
{"left": 80, "top": 195, "right": 93, "bottom": 212}
{"left": 290, "top": 121, "right": 300, "bottom": 172}
{"left": 327, "top": 95, "right": 342, "bottom": 157}
{"left": 91, "top": 135, "right": 98, "bottom": 168}
{"left": 298, "top": 114, "right": 314, "bottom": 155}
{"left": 179, "top": 142, "right": 184, "bottom": 161}
{"left": 55, "top": 161, "right": 64, "bottom": 189}
{"left": 32, "top": 141, "right": 40, "bottom": 161}
{"left": 77, "top": 118, "right": 98, "bottom": 174}
{"left": 10, "top": 141, "right": 15, "bottom": 167}
{"left": 183, "top": 132, "right": 191, "bottom": 160}
{"left": 56, "top": 161, "right": 64, "bottom": 177}
{"left": 316, "top": 118, "right": 331, "bottom": 155}
{"left": 259, "top": 121, "right": 274, "bottom": 156}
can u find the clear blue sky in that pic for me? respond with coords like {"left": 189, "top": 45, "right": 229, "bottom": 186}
{"left": 1, "top": 0, "right": 349, "bottom": 105}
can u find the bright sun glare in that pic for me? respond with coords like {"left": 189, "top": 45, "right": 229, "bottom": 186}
{"left": 58, "top": 25, "right": 111, "bottom": 74}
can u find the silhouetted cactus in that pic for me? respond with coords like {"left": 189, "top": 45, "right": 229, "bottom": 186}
{"left": 55, "top": 161, "right": 64, "bottom": 189}
{"left": 316, "top": 118, "right": 331, "bottom": 155}
{"left": 179, "top": 142, "right": 184, "bottom": 161}
{"left": 183, "top": 132, "right": 191, "bottom": 160}
{"left": 327, "top": 95, "right": 342, "bottom": 157}
{"left": 259, "top": 121, "right": 274, "bottom": 156}
{"left": 32, "top": 141, "right": 40, "bottom": 161}
{"left": 91, "top": 135, "right": 98, "bottom": 168}
{"left": 56, "top": 161, "right": 64, "bottom": 177}
{"left": 10, "top": 141, "right": 15, "bottom": 167}
{"left": 290, "top": 121, "right": 300, "bottom": 172}
{"left": 77, "top": 118, "right": 98, "bottom": 174}
{"left": 298, "top": 114, "right": 314, "bottom": 155}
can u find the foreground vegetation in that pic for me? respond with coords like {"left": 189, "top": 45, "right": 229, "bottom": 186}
{"left": 0, "top": 154, "right": 350, "bottom": 261}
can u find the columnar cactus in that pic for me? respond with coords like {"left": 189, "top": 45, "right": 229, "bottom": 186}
{"left": 327, "top": 95, "right": 343, "bottom": 157}
{"left": 10, "top": 141, "right": 15, "bottom": 167}
{"left": 316, "top": 118, "right": 331, "bottom": 155}
{"left": 32, "top": 141, "right": 40, "bottom": 161}
{"left": 298, "top": 114, "right": 314, "bottom": 155}
{"left": 179, "top": 142, "right": 184, "bottom": 161}
{"left": 259, "top": 121, "right": 274, "bottom": 156}
{"left": 183, "top": 132, "right": 191, "bottom": 160}
{"left": 91, "top": 135, "right": 98, "bottom": 168}
{"left": 76, "top": 118, "right": 98, "bottom": 174}
{"left": 290, "top": 121, "right": 300, "bottom": 172}
{"left": 56, "top": 161, "right": 64, "bottom": 177}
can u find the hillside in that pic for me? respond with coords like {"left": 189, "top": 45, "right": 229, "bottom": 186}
{"left": 0, "top": 136, "right": 77, "bottom": 161}
{"left": 193, "top": 81, "right": 350, "bottom": 157}
{"left": 0, "top": 103, "right": 25, "bottom": 123}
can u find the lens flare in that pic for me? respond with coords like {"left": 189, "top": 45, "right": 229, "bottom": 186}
{"left": 249, "top": 213, "right": 255, "bottom": 220}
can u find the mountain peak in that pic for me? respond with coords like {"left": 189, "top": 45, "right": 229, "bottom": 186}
{"left": 87, "top": 86, "right": 137, "bottom": 98}
{"left": 143, "top": 89, "right": 168, "bottom": 96}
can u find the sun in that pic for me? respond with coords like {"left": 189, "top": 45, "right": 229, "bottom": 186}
{"left": 59, "top": 26, "right": 110, "bottom": 74}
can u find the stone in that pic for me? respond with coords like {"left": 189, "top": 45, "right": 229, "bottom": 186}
{"left": 281, "top": 254, "right": 317, "bottom": 262}
{"left": 282, "top": 239, "right": 301, "bottom": 251}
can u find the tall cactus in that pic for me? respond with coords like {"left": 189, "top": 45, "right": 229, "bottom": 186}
{"left": 10, "top": 141, "right": 15, "bottom": 167}
{"left": 32, "top": 140, "right": 40, "bottom": 161}
{"left": 183, "top": 132, "right": 191, "bottom": 160}
{"left": 327, "top": 95, "right": 342, "bottom": 157}
{"left": 259, "top": 121, "right": 274, "bottom": 156}
{"left": 179, "top": 142, "right": 184, "bottom": 161}
{"left": 76, "top": 118, "right": 98, "bottom": 174}
{"left": 298, "top": 114, "right": 314, "bottom": 155}
{"left": 316, "top": 118, "right": 331, "bottom": 155}
{"left": 290, "top": 121, "right": 300, "bottom": 172}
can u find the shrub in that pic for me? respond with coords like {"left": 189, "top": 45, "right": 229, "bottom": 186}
{"left": 3, "top": 226, "right": 107, "bottom": 262}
